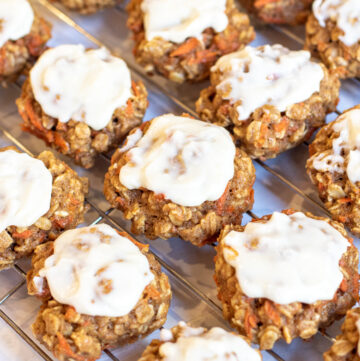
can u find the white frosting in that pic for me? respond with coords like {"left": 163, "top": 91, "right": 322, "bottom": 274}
{"left": 212, "top": 44, "right": 324, "bottom": 121}
{"left": 141, "top": 0, "right": 228, "bottom": 44}
{"left": 39, "top": 224, "right": 154, "bottom": 317}
{"left": 30, "top": 45, "right": 132, "bottom": 131}
{"left": 311, "top": 108, "right": 360, "bottom": 185}
{"left": 0, "top": 0, "right": 34, "bottom": 47}
{"left": 0, "top": 150, "right": 52, "bottom": 233}
{"left": 119, "top": 114, "right": 235, "bottom": 207}
{"left": 223, "top": 212, "right": 349, "bottom": 305}
{"left": 313, "top": 0, "right": 360, "bottom": 46}
{"left": 159, "top": 323, "right": 261, "bottom": 361}
{"left": 119, "top": 128, "right": 143, "bottom": 153}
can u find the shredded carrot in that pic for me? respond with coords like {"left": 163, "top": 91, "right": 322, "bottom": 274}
{"left": 56, "top": 333, "right": 94, "bottom": 361}
{"left": 215, "top": 31, "right": 239, "bottom": 52}
{"left": 12, "top": 229, "right": 33, "bottom": 239}
{"left": 64, "top": 306, "right": 77, "bottom": 321}
{"left": 54, "top": 216, "right": 72, "bottom": 229}
{"left": 282, "top": 209, "right": 296, "bottom": 216}
{"left": 188, "top": 50, "right": 218, "bottom": 65}
{"left": 213, "top": 274, "right": 218, "bottom": 285}
{"left": 273, "top": 117, "right": 289, "bottom": 134}
{"left": 131, "top": 80, "right": 139, "bottom": 97}
{"left": 317, "top": 182, "right": 325, "bottom": 193}
{"left": 145, "top": 284, "right": 161, "bottom": 299}
{"left": 126, "top": 99, "right": 134, "bottom": 116}
{"left": 340, "top": 278, "right": 347, "bottom": 292}
{"left": 154, "top": 193, "right": 165, "bottom": 201}
{"left": 216, "top": 182, "right": 230, "bottom": 216}
{"left": 54, "top": 133, "right": 69, "bottom": 153}
{"left": 244, "top": 309, "right": 257, "bottom": 340}
{"left": 264, "top": 300, "right": 281, "bottom": 326}
{"left": 116, "top": 230, "right": 149, "bottom": 251}
{"left": 27, "top": 34, "right": 43, "bottom": 56}
{"left": 338, "top": 215, "right": 348, "bottom": 223}
{"left": 69, "top": 197, "right": 80, "bottom": 206}
{"left": 56, "top": 121, "right": 68, "bottom": 132}
{"left": 338, "top": 198, "right": 352, "bottom": 204}
{"left": 27, "top": 19, "right": 51, "bottom": 56}
{"left": 23, "top": 99, "right": 54, "bottom": 143}
{"left": 170, "top": 38, "right": 199, "bottom": 57}
{"left": 254, "top": 0, "right": 280, "bottom": 8}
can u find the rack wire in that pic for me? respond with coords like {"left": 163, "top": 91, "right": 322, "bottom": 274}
{"left": 0, "top": 1, "right": 358, "bottom": 360}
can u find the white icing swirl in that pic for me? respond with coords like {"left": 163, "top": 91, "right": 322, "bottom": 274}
{"left": 39, "top": 224, "right": 154, "bottom": 317}
{"left": 223, "top": 212, "right": 349, "bottom": 304}
{"left": 313, "top": 0, "right": 360, "bottom": 46}
{"left": 119, "top": 114, "right": 235, "bottom": 207}
{"left": 141, "top": 0, "right": 228, "bottom": 43}
{"left": 212, "top": 44, "right": 324, "bottom": 121}
{"left": 159, "top": 323, "right": 261, "bottom": 361}
{"left": 311, "top": 108, "right": 360, "bottom": 185}
{"left": 0, "top": 150, "right": 52, "bottom": 233}
{"left": 30, "top": 45, "right": 132, "bottom": 131}
{"left": 0, "top": 0, "right": 34, "bottom": 47}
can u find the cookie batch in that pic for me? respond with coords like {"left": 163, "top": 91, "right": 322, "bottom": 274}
{"left": 1, "top": 0, "right": 360, "bottom": 361}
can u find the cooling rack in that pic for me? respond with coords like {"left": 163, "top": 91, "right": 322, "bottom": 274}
{"left": 0, "top": 1, "right": 359, "bottom": 360}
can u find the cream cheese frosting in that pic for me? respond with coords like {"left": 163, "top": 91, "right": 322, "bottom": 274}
{"left": 223, "top": 212, "right": 349, "bottom": 304}
{"left": 119, "top": 114, "right": 236, "bottom": 207}
{"left": 39, "top": 224, "right": 154, "bottom": 317}
{"left": 212, "top": 44, "right": 324, "bottom": 121}
{"left": 30, "top": 45, "right": 132, "bottom": 131}
{"left": 0, "top": 150, "right": 52, "bottom": 233}
{"left": 0, "top": 0, "right": 34, "bottom": 47}
{"left": 141, "top": 0, "right": 228, "bottom": 43}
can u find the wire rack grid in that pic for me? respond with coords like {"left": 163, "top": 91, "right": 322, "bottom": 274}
{"left": 0, "top": 1, "right": 359, "bottom": 360}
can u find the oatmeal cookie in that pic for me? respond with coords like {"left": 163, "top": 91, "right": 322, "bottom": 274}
{"left": 196, "top": 44, "right": 340, "bottom": 160}
{"left": 27, "top": 225, "right": 171, "bottom": 361}
{"left": 0, "top": 1, "right": 51, "bottom": 84}
{"left": 323, "top": 308, "right": 360, "bottom": 361}
{"left": 305, "top": 0, "right": 360, "bottom": 79}
{"left": 215, "top": 210, "right": 359, "bottom": 350}
{"left": 126, "top": 0, "right": 255, "bottom": 83}
{"left": 104, "top": 114, "right": 255, "bottom": 246}
{"left": 0, "top": 147, "right": 88, "bottom": 270}
{"left": 307, "top": 105, "right": 360, "bottom": 237}
{"left": 16, "top": 45, "right": 148, "bottom": 169}
{"left": 239, "top": 0, "right": 313, "bottom": 25}
{"left": 137, "top": 322, "right": 262, "bottom": 361}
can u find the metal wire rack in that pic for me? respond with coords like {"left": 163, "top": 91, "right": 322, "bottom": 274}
{"left": 0, "top": 1, "right": 359, "bottom": 360}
